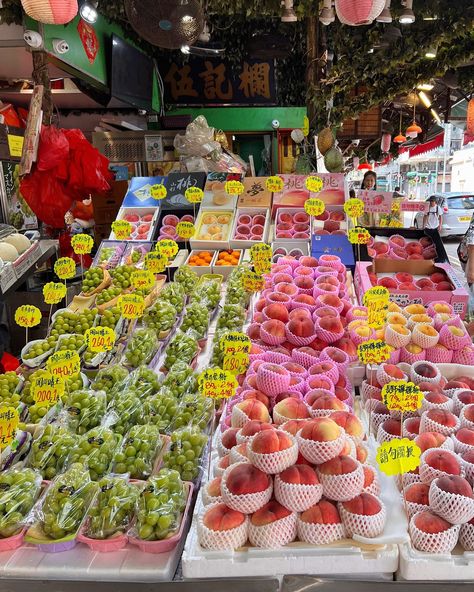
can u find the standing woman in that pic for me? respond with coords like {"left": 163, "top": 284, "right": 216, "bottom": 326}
{"left": 361, "top": 171, "right": 377, "bottom": 190}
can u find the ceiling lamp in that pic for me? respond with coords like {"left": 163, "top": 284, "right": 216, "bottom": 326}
{"left": 394, "top": 112, "right": 407, "bottom": 143}
{"left": 417, "top": 82, "right": 434, "bottom": 91}
{"left": 281, "top": 0, "right": 298, "bottom": 22}
{"left": 80, "top": 0, "right": 98, "bottom": 23}
{"left": 399, "top": 0, "right": 415, "bottom": 24}
{"left": 405, "top": 91, "right": 422, "bottom": 138}
{"left": 320, "top": 0, "right": 335, "bottom": 25}
{"left": 358, "top": 155, "right": 372, "bottom": 170}
{"left": 376, "top": 0, "right": 392, "bottom": 22}
{"left": 418, "top": 90, "right": 432, "bottom": 108}
{"left": 425, "top": 45, "right": 437, "bottom": 59}
{"left": 21, "top": 0, "right": 78, "bottom": 24}
{"left": 335, "top": 0, "right": 385, "bottom": 26}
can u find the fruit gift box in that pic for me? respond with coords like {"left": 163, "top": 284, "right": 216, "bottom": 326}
{"left": 202, "top": 172, "right": 241, "bottom": 210}
{"left": 212, "top": 250, "right": 244, "bottom": 279}
{"left": 110, "top": 208, "right": 160, "bottom": 242}
{"left": 271, "top": 174, "right": 346, "bottom": 216}
{"left": 93, "top": 241, "right": 127, "bottom": 269}
{"left": 185, "top": 251, "right": 216, "bottom": 276}
{"left": 273, "top": 208, "right": 311, "bottom": 243}
{"left": 191, "top": 210, "right": 235, "bottom": 250}
{"left": 313, "top": 206, "right": 347, "bottom": 236}
{"left": 237, "top": 177, "right": 272, "bottom": 210}
{"left": 230, "top": 208, "right": 270, "bottom": 249}
{"left": 157, "top": 213, "right": 195, "bottom": 243}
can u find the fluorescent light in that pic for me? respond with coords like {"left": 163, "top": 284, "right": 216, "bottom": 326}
{"left": 423, "top": 15, "right": 438, "bottom": 20}
{"left": 418, "top": 91, "right": 432, "bottom": 108}
{"left": 417, "top": 82, "right": 434, "bottom": 91}
{"left": 80, "top": 1, "right": 98, "bottom": 24}
{"left": 431, "top": 109, "right": 441, "bottom": 123}
{"left": 399, "top": 0, "right": 415, "bottom": 24}
{"left": 180, "top": 45, "right": 190, "bottom": 54}
{"left": 425, "top": 46, "right": 437, "bottom": 59}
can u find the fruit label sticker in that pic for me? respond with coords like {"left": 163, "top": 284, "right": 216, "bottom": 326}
{"left": 266, "top": 176, "right": 284, "bottom": 193}
{"left": 220, "top": 332, "right": 251, "bottom": 355}
{"left": 382, "top": 381, "right": 423, "bottom": 413}
{"left": 47, "top": 350, "right": 80, "bottom": 378}
{"left": 85, "top": 326, "right": 116, "bottom": 353}
{"left": 198, "top": 368, "right": 238, "bottom": 399}
{"left": 242, "top": 270, "right": 265, "bottom": 293}
{"left": 43, "top": 282, "right": 67, "bottom": 305}
{"left": 54, "top": 257, "right": 76, "bottom": 280}
{"left": 305, "top": 175, "right": 324, "bottom": 193}
{"left": 344, "top": 198, "right": 365, "bottom": 219}
{"left": 225, "top": 180, "right": 245, "bottom": 196}
{"left": 111, "top": 220, "right": 132, "bottom": 240}
{"left": 348, "top": 227, "right": 371, "bottom": 245}
{"left": 176, "top": 221, "right": 196, "bottom": 240}
{"left": 185, "top": 186, "right": 204, "bottom": 203}
{"left": 357, "top": 339, "right": 392, "bottom": 365}
{"left": 31, "top": 372, "right": 64, "bottom": 408}
{"left": 119, "top": 294, "right": 145, "bottom": 319}
{"left": 304, "top": 198, "right": 325, "bottom": 217}
{"left": 71, "top": 233, "right": 94, "bottom": 255}
{"left": 250, "top": 243, "right": 272, "bottom": 275}
{"left": 150, "top": 183, "right": 167, "bottom": 200}
{"left": 376, "top": 438, "right": 421, "bottom": 476}
{"left": 15, "top": 305, "right": 41, "bottom": 328}
{"left": 0, "top": 406, "right": 19, "bottom": 449}
{"left": 363, "top": 286, "right": 389, "bottom": 328}
{"left": 223, "top": 352, "right": 250, "bottom": 376}
{"left": 145, "top": 252, "right": 168, "bottom": 274}
{"left": 131, "top": 269, "right": 155, "bottom": 291}
{"left": 157, "top": 239, "right": 179, "bottom": 259}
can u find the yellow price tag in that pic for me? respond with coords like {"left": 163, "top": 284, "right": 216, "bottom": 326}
{"left": 357, "top": 340, "right": 392, "bottom": 365}
{"left": 0, "top": 406, "right": 19, "bottom": 449}
{"left": 376, "top": 438, "right": 421, "bottom": 476}
{"left": 220, "top": 332, "right": 251, "bottom": 356}
{"left": 250, "top": 243, "right": 272, "bottom": 275}
{"left": 150, "top": 184, "right": 167, "bottom": 200}
{"left": 54, "top": 257, "right": 76, "bottom": 280}
{"left": 43, "top": 282, "right": 67, "bottom": 305}
{"left": 302, "top": 116, "right": 310, "bottom": 137}
{"left": 344, "top": 198, "right": 365, "bottom": 219}
{"left": 185, "top": 186, "right": 204, "bottom": 204}
{"left": 304, "top": 198, "right": 325, "bottom": 216}
{"left": 265, "top": 176, "right": 284, "bottom": 193}
{"left": 112, "top": 220, "right": 132, "bottom": 240}
{"left": 225, "top": 180, "right": 244, "bottom": 196}
{"left": 198, "top": 367, "right": 239, "bottom": 399}
{"left": 363, "top": 286, "right": 389, "bottom": 329}
{"left": 348, "top": 227, "right": 371, "bottom": 245}
{"left": 15, "top": 305, "right": 41, "bottom": 328}
{"left": 223, "top": 352, "right": 250, "bottom": 376}
{"left": 176, "top": 221, "right": 196, "bottom": 239}
{"left": 7, "top": 135, "right": 24, "bottom": 158}
{"left": 145, "top": 252, "right": 168, "bottom": 274}
{"left": 47, "top": 350, "right": 80, "bottom": 378}
{"left": 382, "top": 381, "right": 423, "bottom": 413}
{"left": 305, "top": 175, "right": 324, "bottom": 193}
{"left": 71, "top": 233, "right": 94, "bottom": 255}
{"left": 242, "top": 270, "right": 265, "bottom": 293}
{"left": 85, "top": 326, "right": 116, "bottom": 352}
{"left": 31, "top": 371, "right": 64, "bottom": 408}
{"left": 157, "top": 239, "right": 179, "bottom": 259}
{"left": 131, "top": 269, "right": 155, "bottom": 290}
{"left": 119, "top": 294, "right": 145, "bottom": 319}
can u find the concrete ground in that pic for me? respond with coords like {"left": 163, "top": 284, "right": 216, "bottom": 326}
{"left": 444, "top": 236, "right": 466, "bottom": 287}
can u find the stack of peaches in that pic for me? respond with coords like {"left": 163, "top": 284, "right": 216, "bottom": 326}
{"left": 367, "top": 235, "right": 437, "bottom": 262}
{"left": 364, "top": 360, "right": 474, "bottom": 554}
{"left": 370, "top": 269, "right": 454, "bottom": 292}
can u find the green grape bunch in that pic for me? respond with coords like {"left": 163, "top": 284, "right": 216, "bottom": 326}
{"left": 96, "top": 286, "right": 122, "bottom": 306}
{"left": 143, "top": 299, "right": 177, "bottom": 334}
{"left": 180, "top": 302, "right": 209, "bottom": 340}
{"left": 92, "top": 365, "right": 129, "bottom": 401}
{"left": 81, "top": 268, "right": 104, "bottom": 295}
{"left": 110, "top": 265, "right": 135, "bottom": 290}
{"left": 174, "top": 265, "right": 198, "bottom": 295}
{"left": 50, "top": 309, "right": 97, "bottom": 337}
{"left": 0, "top": 467, "right": 42, "bottom": 538}
{"left": 113, "top": 424, "right": 162, "bottom": 479}
{"left": 163, "top": 331, "right": 198, "bottom": 371}
{"left": 64, "top": 390, "right": 106, "bottom": 435}
{"left": 69, "top": 427, "right": 121, "bottom": 481}
{"left": 191, "top": 279, "right": 220, "bottom": 311}
{"left": 124, "top": 328, "right": 158, "bottom": 368}
{"left": 22, "top": 336, "right": 57, "bottom": 361}
{"left": 28, "top": 424, "right": 78, "bottom": 480}
{"left": 159, "top": 282, "right": 186, "bottom": 313}
{"left": 163, "top": 427, "right": 208, "bottom": 482}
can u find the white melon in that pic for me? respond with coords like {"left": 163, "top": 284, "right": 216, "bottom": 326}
{"left": 3, "top": 233, "right": 31, "bottom": 254}
{"left": 0, "top": 242, "right": 19, "bottom": 262}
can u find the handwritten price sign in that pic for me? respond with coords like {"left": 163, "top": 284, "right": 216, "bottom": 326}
{"left": 15, "top": 305, "right": 41, "bottom": 328}
{"left": 47, "top": 350, "right": 80, "bottom": 378}
{"left": 220, "top": 332, "right": 251, "bottom": 356}
{"left": 266, "top": 176, "right": 284, "bottom": 193}
{"left": 150, "top": 184, "right": 167, "bottom": 200}
{"left": 357, "top": 339, "right": 392, "bottom": 365}
{"left": 0, "top": 406, "right": 19, "bottom": 449}
{"left": 223, "top": 352, "right": 249, "bottom": 376}
{"left": 242, "top": 270, "right": 265, "bottom": 293}
{"left": 198, "top": 367, "right": 238, "bottom": 399}
{"left": 344, "top": 198, "right": 365, "bottom": 219}
{"left": 85, "top": 326, "right": 116, "bottom": 352}
{"left": 376, "top": 438, "right": 421, "bottom": 476}
{"left": 54, "top": 257, "right": 76, "bottom": 280}
{"left": 31, "top": 371, "right": 64, "bottom": 408}
{"left": 145, "top": 252, "right": 168, "bottom": 274}
{"left": 131, "top": 269, "right": 155, "bottom": 291}
{"left": 363, "top": 286, "right": 389, "bottom": 329}
{"left": 348, "top": 227, "right": 371, "bottom": 245}
{"left": 119, "top": 294, "right": 145, "bottom": 319}
{"left": 43, "top": 282, "right": 67, "bottom": 305}
{"left": 185, "top": 186, "right": 204, "bottom": 203}
{"left": 250, "top": 243, "right": 272, "bottom": 275}
{"left": 225, "top": 180, "right": 244, "bottom": 196}
{"left": 157, "top": 239, "right": 179, "bottom": 259}
{"left": 71, "top": 233, "right": 94, "bottom": 255}
{"left": 176, "top": 221, "right": 195, "bottom": 239}
{"left": 382, "top": 381, "right": 423, "bottom": 413}
{"left": 305, "top": 175, "right": 324, "bottom": 193}
{"left": 112, "top": 220, "right": 132, "bottom": 240}
{"left": 304, "top": 198, "right": 325, "bottom": 217}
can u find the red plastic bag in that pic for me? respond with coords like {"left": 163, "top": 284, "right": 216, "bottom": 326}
{"left": 64, "top": 129, "right": 112, "bottom": 194}
{"left": 20, "top": 170, "right": 73, "bottom": 228}
{"left": 37, "top": 126, "right": 69, "bottom": 172}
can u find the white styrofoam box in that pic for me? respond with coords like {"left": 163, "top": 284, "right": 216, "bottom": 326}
{"left": 271, "top": 241, "right": 310, "bottom": 262}
{"left": 313, "top": 204, "right": 347, "bottom": 233}
{"left": 184, "top": 250, "right": 217, "bottom": 276}
{"left": 12, "top": 240, "right": 41, "bottom": 277}
{"left": 0, "top": 262, "right": 17, "bottom": 292}
{"left": 229, "top": 208, "right": 270, "bottom": 249}
{"left": 190, "top": 210, "right": 235, "bottom": 251}
{"left": 110, "top": 207, "right": 160, "bottom": 242}
{"left": 397, "top": 542, "right": 474, "bottom": 581}
{"left": 212, "top": 250, "right": 244, "bottom": 279}
{"left": 272, "top": 207, "right": 311, "bottom": 244}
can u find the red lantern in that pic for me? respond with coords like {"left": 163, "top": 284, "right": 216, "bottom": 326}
{"left": 21, "top": 0, "right": 78, "bottom": 24}
{"left": 358, "top": 162, "right": 372, "bottom": 171}
{"left": 381, "top": 133, "right": 391, "bottom": 153}
{"left": 467, "top": 99, "right": 474, "bottom": 136}
{"left": 335, "top": 0, "right": 385, "bottom": 25}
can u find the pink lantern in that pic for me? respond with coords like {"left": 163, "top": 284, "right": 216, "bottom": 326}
{"left": 21, "top": 0, "right": 78, "bottom": 24}
{"left": 381, "top": 133, "right": 391, "bottom": 153}
{"left": 352, "top": 156, "right": 359, "bottom": 169}
{"left": 335, "top": 0, "right": 385, "bottom": 25}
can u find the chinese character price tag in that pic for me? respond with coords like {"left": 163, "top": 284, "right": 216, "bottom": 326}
{"left": 131, "top": 269, "right": 155, "bottom": 291}
{"left": 112, "top": 220, "right": 132, "bottom": 240}
{"left": 150, "top": 183, "right": 167, "bottom": 200}
{"left": 223, "top": 352, "right": 250, "bottom": 376}
{"left": 348, "top": 227, "right": 371, "bottom": 245}
{"left": 376, "top": 438, "right": 421, "bottom": 476}
{"left": 0, "top": 406, "right": 19, "bottom": 450}
{"left": 71, "top": 233, "right": 94, "bottom": 255}
{"left": 145, "top": 252, "right": 168, "bottom": 274}
{"left": 304, "top": 198, "right": 325, "bottom": 217}
{"left": 198, "top": 367, "right": 238, "bottom": 399}
{"left": 344, "top": 198, "right": 365, "bottom": 219}
{"left": 185, "top": 186, "right": 204, "bottom": 203}
{"left": 225, "top": 180, "right": 244, "bottom": 196}
{"left": 220, "top": 332, "right": 251, "bottom": 356}
{"left": 363, "top": 286, "right": 389, "bottom": 329}
{"left": 250, "top": 243, "right": 272, "bottom": 275}
{"left": 54, "top": 257, "right": 76, "bottom": 280}
{"left": 31, "top": 372, "right": 64, "bottom": 408}
{"left": 43, "top": 282, "right": 67, "bottom": 305}
{"left": 85, "top": 326, "right": 116, "bottom": 352}
{"left": 157, "top": 239, "right": 179, "bottom": 259}
{"left": 357, "top": 339, "right": 392, "bottom": 365}
{"left": 176, "top": 221, "right": 195, "bottom": 239}
{"left": 266, "top": 176, "right": 284, "bottom": 193}
{"left": 305, "top": 175, "right": 324, "bottom": 193}
{"left": 382, "top": 381, "right": 423, "bottom": 413}
{"left": 15, "top": 305, "right": 41, "bottom": 328}
{"left": 119, "top": 294, "right": 145, "bottom": 319}
{"left": 242, "top": 270, "right": 265, "bottom": 293}
{"left": 47, "top": 350, "right": 80, "bottom": 378}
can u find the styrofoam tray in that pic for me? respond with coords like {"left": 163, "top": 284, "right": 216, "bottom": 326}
{"left": 397, "top": 543, "right": 474, "bottom": 580}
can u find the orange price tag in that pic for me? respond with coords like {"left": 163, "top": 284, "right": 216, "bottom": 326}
{"left": 43, "top": 282, "right": 67, "bottom": 305}
{"left": 31, "top": 371, "right": 64, "bottom": 408}
{"left": 15, "top": 305, "right": 41, "bottom": 328}
{"left": 376, "top": 438, "right": 421, "bottom": 476}
{"left": 54, "top": 257, "right": 76, "bottom": 280}
{"left": 47, "top": 350, "right": 80, "bottom": 378}
{"left": 71, "top": 233, "right": 94, "bottom": 255}
{"left": 198, "top": 367, "right": 238, "bottom": 399}
{"left": 119, "top": 294, "right": 145, "bottom": 319}
{"left": 85, "top": 326, "right": 116, "bottom": 352}
{"left": 0, "top": 406, "right": 19, "bottom": 449}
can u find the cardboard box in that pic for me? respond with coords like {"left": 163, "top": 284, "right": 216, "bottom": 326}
{"left": 272, "top": 207, "right": 311, "bottom": 243}
{"left": 237, "top": 177, "right": 272, "bottom": 209}
{"left": 122, "top": 176, "right": 165, "bottom": 208}
{"left": 312, "top": 235, "right": 355, "bottom": 271}
{"left": 272, "top": 173, "right": 347, "bottom": 216}
{"left": 110, "top": 207, "right": 160, "bottom": 241}
{"left": 92, "top": 181, "right": 128, "bottom": 224}
{"left": 271, "top": 241, "right": 310, "bottom": 262}
{"left": 354, "top": 260, "right": 469, "bottom": 318}
{"left": 162, "top": 172, "right": 207, "bottom": 210}
{"left": 229, "top": 208, "right": 270, "bottom": 249}
{"left": 190, "top": 210, "right": 234, "bottom": 251}
{"left": 201, "top": 172, "right": 240, "bottom": 210}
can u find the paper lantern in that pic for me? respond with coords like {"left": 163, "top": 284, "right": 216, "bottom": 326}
{"left": 381, "top": 133, "right": 391, "bottom": 153}
{"left": 406, "top": 121, "right": 422, "bottom": 138}
{"left": 467, "top": 99, "right": 474, "bottom": 136}
{"left": 358, "top": 162, "right": 373, "bottom": 171}
{"left": 394, "top": 134, "right": 407, "bottom": 144}
{"left": 21, "top": 0, "right": 78, "bottom": 24}
{"left": 335, "top": 0, "right": 385, "bottom": 25}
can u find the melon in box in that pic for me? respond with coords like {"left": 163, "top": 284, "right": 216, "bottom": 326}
{"left": 190, "top": 210, "right": 234, "bottom": 251}
{"left": 230, "top": 209, "right": 270, "bottom": 249}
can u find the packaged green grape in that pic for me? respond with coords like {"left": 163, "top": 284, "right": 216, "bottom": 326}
{"left": 0, "top": 467, "right": 42, "bottom": 539}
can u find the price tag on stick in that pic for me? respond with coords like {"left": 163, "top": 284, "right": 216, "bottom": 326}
{"left": 43, "top": 282, "right": 67, "bottom": 305}
{"left": 54, "top": 257, "right": 76, "bottom": 280}
{"left": 348, "top": 227, "right": 371, "bottom": 245}
{"left": 344, "top": 198, "right": 365, "bottom": 219}
{"left": 150, "top": 184, "right": 167, "bottom": 200}
{"left": 357, "top": 339, "right": 392, "bottom": 365}
{"left": 305, "top": 175, "right": 324, "bottom": 193}
{"left": 31, "top": 372, "right": 64, "bottom": 408}
{"left": 176, "top": 221, "right": 195, "bottom": 240}
{"left": 111, "top": 220, "right": 132, "bottom": 240}
{"left": 304, "top": 198, "right": 325, "bottom": 217}
{"left": 185, "top": 187, "right": 203, "bottom": 204}
{"left": 71, "top": 234, "right": 94, "bottom": 255}
{"left": 376, "top": 438, "right": 421, "bottom": 476}
{"left": 15, "top": 305, "right": 41, "bottom": 328}
{"left": 119, "top": 294, "right": 145, "bottom": 319}
{"left": 157, "top": 239, "right": 179, "bottom": 259}
{"left": 250, "top": 243, "right": 272, "bottom": 275}
{"left": 242, "top": 270, "right": 265, "bottom": 293}
{"left": 0, "top": 406, "right": 19, "bottom": 449}
{"left": 363, "top": 286, "right": 390, "bottom": 329}
{"left": 198, "top": 368, "right": 238, "bottom": 399}
{"left": 266, "top": 176, "right": 284, "bottom": 193}
{"left": 145, "top": 252, "right": 168, "bottom": 274}
{"left": 85, "top": 326, "right": 116, "bottom": 353}
{"left": 47, "top": 350, "right": 81, "bottom": 378}
{"left": 131, "top": 270, "right": 155, "bottom": 291}
{"left": 381, "top": 381, "right": 423, "bottom": 413}
{"left": 225, "top": 180, "right": 244, "bottom": 196}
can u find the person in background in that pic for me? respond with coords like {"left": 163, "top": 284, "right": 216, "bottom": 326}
{"left": 361, "top": 171, "right": 377, "bottom": 190}
{"left": 423, "top": 195, "right": 443, "bottom": 237}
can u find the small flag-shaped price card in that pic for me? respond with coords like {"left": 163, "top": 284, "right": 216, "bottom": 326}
{"left": 85, "top": 326, "right": 116, "bottom": 353}
{"left": 304, "top": 198, "right": 325, "bottom": 217}
{"left": 150, "top": 183, "right": 167, "bottom": 200}
{"left": 119, "top": 294, "right": 145, "bottom": 319}
{"left": 15, "top": 304, "right": 41, "bottom": 328}
{"left": 225, "top": 180, "right": 244, "bottom": 196}
{"left": 47, "top": 350, "right": 80, "bottom": 378}
{"left": 250, "top": 243, "right": 272, "bottom": 275}
{"left": 31, "top": 371, "right": 64, "bottom": 408}
{"left": 71, "top": 233, "right": 94, "bottom": 255}
{"left": 348, "top": 227, "right": 371, "bottom": 245}
{"left": 305, "top": 175, "right": 324, "bottom": 193}
{"left": 363, "top": 286, "right": 389, "bottom": 329}
{"left": 185, "top": 186, "right": 204, "bottom": 203}
{"left": 145, "top": 252, "right": 168, "bottom": 274}
{"left": 131, "top": 269, "right": 155, "bottom": 291}
{"left": 344, "top": 198, "right": 365, "bottom": 219}
{"left": 376, "top": 438, "right": 421, "bottom": 476}
{"left": 43, "top": 282, "right": 67, "bottom": 305}
{"left": 111, "top": 220, "right": 132, "bottom": 240}
{"left": 0, "top": 406, "right": 19, "bottom": 449}
{"left": 157, "top": 239, "right": 179, "bottom": 259}
{"left": 54, "top": 257, "right": 76, "bottom": 280}
{"left": 198, "top": 367, "right": 238, "bottom": 399}
{"left": 265, "top": 176, "right": 284, "bottom": 193}
{"left": 242, "top": 270, "right": 265, "bottom": 293}
{"left": 381, "top": 381, "right": 423, "bottom": 413}
{"left": 357, "top": 339, "right": 392, "bottom": 365}
{"left": 176, "top": 221, "right": 196, "bottom": 240}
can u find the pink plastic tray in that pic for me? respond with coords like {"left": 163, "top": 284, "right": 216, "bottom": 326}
{"left": 77, "top": 530, "right": 128, "bottom": 552}
{"left": 0, "top": 528, "right": 26, "bottom": 552}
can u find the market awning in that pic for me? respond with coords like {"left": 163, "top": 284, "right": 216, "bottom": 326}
{"left": 398, "top": 132, "right": 444, "bottom": 157}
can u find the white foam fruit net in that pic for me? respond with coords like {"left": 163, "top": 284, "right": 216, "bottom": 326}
{"left": 274, "top": 475, "right": 323, "bottom": 512}
{"left": 221, "top": 465, "right": 273, "bottom": 514}
{"left": 419, "top": 412, "right": 460, "bottom": 436}
{"left": 429, "top": 480, "right": 474, "bottom": 525}
{"left": 459, "top": 522, "right": 474, "bottom": 550}
{"left": 248, "top": 440, "right": 299, "bottom": 475}
{"left": 297, "top": 519, "right": 346, "bottom": 545}
{"left": 198, "top": 513, "right": 249, "bottom": 550}
{"left": 409, "top": 513, "right": 460, "bottom": 553}
{"left": 419, "top": 448, "right": 464, "bottom": 484}
{"left": 318, "top": 465, "right": 365, "bottom": 502}
{"left": 201, "top": 483, "right": 223, "bottom": 506}
{"left": 296, "top": 429, "right": 346, "bottom": 464}
{"left": 339, "top": 502, "right": 387, "bottom": 538}
{"left": 411, "top": 324, "right": 439, "bottom": 349}
{"left": 248, "top": 511, "right": 297, "bottom": 548}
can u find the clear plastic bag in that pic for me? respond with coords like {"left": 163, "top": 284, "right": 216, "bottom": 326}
{"left": 163, "top": 427, "right": 208, "bottom": 482}
{"left": 27, "top": 423, "right": 78, "bottom": 480}
{"left": 143, "top": 299, "right": 177, "bottom": 337}
{"left": 124, "top": 365, "right": 161, "bottom": 399}
{"left": 105, "top": 390, "right": 142, "bottom": 436}
{"left": 63, "top": 389, "right": 106, "bottom": 435}
{"left": 68, "top": 426, "right": 122, "bottom": 481}
{"left": 163, "top": 330, "right": 199, "bottom": 371}
{"left": 91, "top": 365, "right": 129, "bottom": 401}
{"left": 216, "top": 303, "right": 246, "bottom": 333}
{"left": 174, "top": 266, "right": 199, "bottom": 295}
{"left": 191, "top": 279, "right": 220, "bottom": 311}
{"left": 159, "top": 282, "right": 186, "bottom": 314}
{"left": 181, "top": 302, "right": 210, "bottom": 340}
{"left": 174, "top": 115, "right": 219, "bottom": 158}
{"left": 171, "top": 393, "right": 213, "bottom": 432}
{"left": 112, "top": 424, "right": 163, "bottom": 480}
{"left": 162, "top": 362, "right": 198, "bottom": 399}
{"left": 0, "top": 467, "right": 42, "bottom": 538}
{"left": 143, "top": 387, "right": 179, "bottom": 431}
{"left": 124, "top": 328, "right": 159, "bottom": 368}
